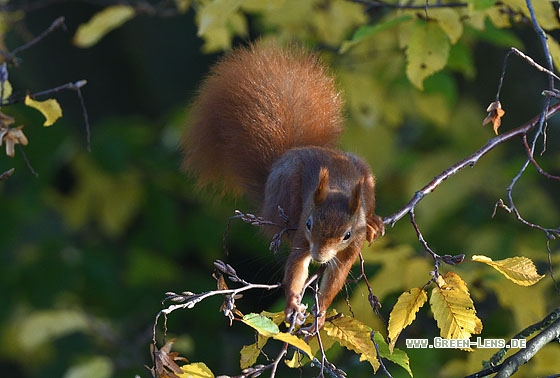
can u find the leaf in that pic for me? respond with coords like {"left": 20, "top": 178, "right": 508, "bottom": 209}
{"left": 240, "top": 343, "right": 261, "bottom": 370}
{"left": 0, "top": 62, "right": 12, "bottom": 102}
{"left": 196, "top": 0, "right": 246, "bottom": 52}
{"left": 18, "top": 309, "right": 88, "bottom": 351}
{"left": 405, "top": 20, "right": 450, "bottom": 90}
{"left": 547, "top": 34, "right": 560, "bottom": 72}
{"left": 339, "top": 15, "right": 412, "bottom": 53}
{"left": 73, "top": 5, "right": 136, "bottom": 48}
{"left": 241, "top": 313, "right": 279, "bottom": 337}
{"left": 1, "top": 126, "right": 28, "bottom": 157}
{"left": 388, "top": 287, "right": 428, "bottom": 353}
{"left": 151, "top": 339, "right": 189, "bottom": 378}
{"left": 272, "top": 332, "right": 313, "bottom": 359}
{"left": 429, "top": 8, "right": 463, "bottom": 44}
{"left": 372, "top": 331, "right": 413, "bottom": 377}
{"left": 323, "top": 314, "right": 380, "bottom": 372}
{"left": 24, "top": 95, "right": 62, "bottom": 126}
{"left": 482, "top": 100, "right": 505, "bottom": 134}
{"left": 179, "top": 362, "right": 214, "bottom": 378}
{"left": 430, "top": 272, "right": 483, "bottom": 342}
{"left": 471, "top": 255, "right": 544, "bottom": 286}
{"left": 63, "top": 356, "right": 113, "bottom": 378}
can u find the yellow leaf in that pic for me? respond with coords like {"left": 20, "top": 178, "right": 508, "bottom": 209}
{"left": 429, "top": 8, "right": 463, "bottom": 44}
{"left": 284, "top": 349, "right": 303, "bottom": 368}
{"left": 179, "top": 362, "right": 214, "bottom": 378}
{"left": 73, "top": 5, "right": 135, "bottom": 48}
{"left": 546, "top": 34, "right": 560, "bottom": 72}
{"left": 272, "top": 332, "right": 313, "bottom": 359}
{"left": 240, "top": 343, "right": 261, "bottom": 370}
{"left": 405, "top": 20, "right": 450, "bottom": 90}
{"left": 430, "top": 272, "right": 483, "bottom": 342}
{"left": 196, "top": 0, "right": 246, "bottom": 52}
{"left": 24, "top": 95, "right": 62, "bottom": 127}
{"left": 388, "top": 288, "right": 428, "bottom": 353}
{"left": 505, "top": 0, "right": 560, "bottom": 30}
{"left": 324, "top": 313, "right": 380, "bottom": 372}
{"left": 472, "top": 255, "right": 544, "bottom": 286}
{"left": 1, "top": 79, "right": 12, "bottom": 102}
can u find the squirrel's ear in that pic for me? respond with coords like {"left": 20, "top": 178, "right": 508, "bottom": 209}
{"left": 314, "top": 167, "right": 329, "bottom": 204}
{"left": 348, "top": 179, "right": 362, "bottom": 215}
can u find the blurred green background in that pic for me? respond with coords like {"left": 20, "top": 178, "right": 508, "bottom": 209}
{"left": 1, "top": 1, "right": 559, "bottom": 377}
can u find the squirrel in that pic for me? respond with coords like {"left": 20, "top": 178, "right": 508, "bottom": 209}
{"left": 181, "top": 42, "right": 384, "bottom": 332}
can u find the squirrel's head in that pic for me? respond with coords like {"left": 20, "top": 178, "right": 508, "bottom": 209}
{"left": 304, "top": 167, "right": 367, "bottom": 264}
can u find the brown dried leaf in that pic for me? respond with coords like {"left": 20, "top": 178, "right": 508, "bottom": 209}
{"left": 483, "top": 101, "right": 505, "bottom": 135}
{"left": 150, "top": 339, "right": 188, "bottom": 378}
{"left": 1, "top": 126, "right": 28, "bottom": 157}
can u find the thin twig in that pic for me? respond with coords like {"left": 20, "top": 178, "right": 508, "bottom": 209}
{"left": 383, "top": 101, "right": 560, "bottom": 227}
{"left": 0, "top": 17, "right": 66, "bottom": 66}
{"left": 371, "top": 330, "right": 393, "bottom": 378}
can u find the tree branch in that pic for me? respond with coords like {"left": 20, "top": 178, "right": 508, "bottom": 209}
{"left": 383, "top": 101, "right": 560, "bottom": 228}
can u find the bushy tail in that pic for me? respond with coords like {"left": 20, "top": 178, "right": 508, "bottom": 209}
{"left": 181, "top": 42, "right": 344, "bottom": 202}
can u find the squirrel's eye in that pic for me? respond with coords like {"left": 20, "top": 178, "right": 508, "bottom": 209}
{"left": 306, "top": 217, "right": 312, "bottom": 231}
{"left": 343, "top": 230, "right": 352, "bottom": 241}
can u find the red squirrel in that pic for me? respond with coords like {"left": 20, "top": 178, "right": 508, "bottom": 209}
{"left": 182, "top": 42, "right": 384, "bottom": 331}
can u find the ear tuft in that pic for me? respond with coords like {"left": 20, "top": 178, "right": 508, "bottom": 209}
{"left": 313, "top": 167, "right": 329, "bottom": 204}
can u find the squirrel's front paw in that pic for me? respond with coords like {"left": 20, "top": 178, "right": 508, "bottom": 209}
{"left": 284, "top": 299, "right": 308, "bottom": 326}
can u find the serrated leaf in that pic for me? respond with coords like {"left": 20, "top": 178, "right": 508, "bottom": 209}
{"left": 430, "top": 272, "right": 482, "bottom": 342}
{"left": 372, "top": 331, "right": 413, "bottom": 377}
{"left": 324, "top": 314, "right": 380, "bottom": 372}
{"left": 405, "top": 20, "right": 450, "bottom": 90}
{"left": 273, "top": 332, "right": 313, "bottom": 359}
{"left": 241, "top": 313, "right": 279, "bottom": 337}
{"left": 471, "top": 255, "right": 544, "bottom": 286}
{"left": 388, "top": 288, "right": 428, "bottom": 353}
{"left": 179, "top": 362, "right": 214, "bottom": 378}
{"left": 73, "top": 5, "right": 135, "bottom": 48}
{"left": 24, "top": 95, "right": 62, "bottom": 127}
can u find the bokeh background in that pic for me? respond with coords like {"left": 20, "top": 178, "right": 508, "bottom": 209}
{"left": 1, "top": 1, "right": 559, "bottom": 377}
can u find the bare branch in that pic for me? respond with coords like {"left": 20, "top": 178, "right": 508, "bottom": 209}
{"left": 465, "top": 307, "right": 560, "bottom": 378}
{"left": 0, "top": 17, "right": 66, "bottom": 66}
{"left": 383, "top": 101, "right": 560, "bottom": 227}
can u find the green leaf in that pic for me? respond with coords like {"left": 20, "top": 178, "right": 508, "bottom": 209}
{"left": 373, "top": 331, "right": 413, "bottom": 377}
{"left": 340, "top": 15, "right": 412, "bottom": 53}
{"left": 467, "top": 0, "right": 496, "bottom": 11}
{"left": 73, "top": 5, "right": 135, "bottom": 48}
{"left": 63, "top": 356, "right": 113, "bottom": 378}
{"left": 405, "top": 20, "right": 450, "bottom": 90}
{"left": 19, "top": 309, "right": 89, "bottom": 351}
{"left": 241, "top": 313, "right": 279, "bottom": 337}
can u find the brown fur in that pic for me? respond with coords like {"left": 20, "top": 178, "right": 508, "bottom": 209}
{"left": 182, "top": 42, "right": 344, "bottom": 202}
{"left": 182, "top": 42, "right": 384, "bottom": 331}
